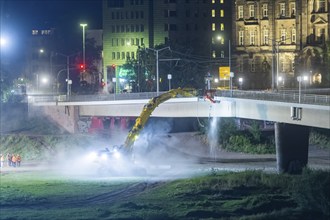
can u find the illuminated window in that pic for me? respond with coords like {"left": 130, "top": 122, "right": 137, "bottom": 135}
{"left": 212, "top": 50, "right": 216, "bottom": 58}
{"left": 212, "top": 0, "right": 215, "bottom": 3}
{"left": 220, "top": 0, "right": 224, "bottom": 3}
{"left": 238, "top": 6, "right": 243, "bottom": 19}
{"left": 212, "top": 9, "right": 215, "bottom": 17}
{"left": 250, "top": 31, "right": 255, "bottom": 45}
{"left": 292, "top": 28, "right": 296, "bottom": 43}
{"left": 32, "top": 30, "right": 38, "bottom": 35}
{"left": 280, "top": 3, "right": 285, "bottom": 17}
{"left": 212, "top": 23, "right": 216, "bottom": 31}
{"left": 220, "top": 23, "right": 224, "bottom": 31}
{"left": 239, "top": 31, "right": 244, "bottom": 46}
{"left": 262, "top": 4, "right": 268, "bottom": 17}
{"left": 221, "top": 50, "right": 224, "bottom": 58}
{"left": 249, "top": 5, "right": 255, "bottom": 18}
{"left": 290, "top": 2, "right": 296, "bottom": 17}
{"left": 220, "top": 10, "right": 224, "bottom": 17}
{"left": 263, "top": 29, "right": 269, "bottom": 45}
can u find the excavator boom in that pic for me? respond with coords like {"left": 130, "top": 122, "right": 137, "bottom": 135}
{"left": 123, "top": 88, "right": 197, "bottom": 152}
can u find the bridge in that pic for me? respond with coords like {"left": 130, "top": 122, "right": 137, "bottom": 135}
{"left": 29, "top": 89, "right": 330, "bottom": 174}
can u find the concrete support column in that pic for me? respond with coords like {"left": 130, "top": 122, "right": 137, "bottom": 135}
{"left": 275, "top": 123, "right": 310, "bottom": 174}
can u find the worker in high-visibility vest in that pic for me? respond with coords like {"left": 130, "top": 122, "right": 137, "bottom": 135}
{"left": 11, "top": 155, "right": 17, "bottom": 167}
{"left": 16, "top": 154, "right": 21, "bottom": 167}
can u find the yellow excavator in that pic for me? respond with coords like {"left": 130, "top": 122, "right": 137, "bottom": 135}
{"left": 92, "top": 88, "right": 216, "bottom": 175}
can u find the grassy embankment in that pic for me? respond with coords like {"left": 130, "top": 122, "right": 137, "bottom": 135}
{"left": 0, "top": 169, "right": 329, "bottom": 219}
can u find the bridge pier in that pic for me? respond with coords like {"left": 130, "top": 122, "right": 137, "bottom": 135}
{"left": 275, "top": 123, "right": 310, "bottom": 174}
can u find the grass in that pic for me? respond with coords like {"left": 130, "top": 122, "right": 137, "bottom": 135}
{"left": 0, "top": 169, "right": 329, "bottom": 220}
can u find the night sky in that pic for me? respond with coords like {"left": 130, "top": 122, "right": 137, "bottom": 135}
{"left": 0, "top": 0, "right": 102, "bottom": 74}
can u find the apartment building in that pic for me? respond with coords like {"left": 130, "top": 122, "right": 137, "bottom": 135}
{"left": 232, "top": 0, "right": 329, "bottom": 89}
{"left": 102, "top": 0, "right": 231, "bottom": 92}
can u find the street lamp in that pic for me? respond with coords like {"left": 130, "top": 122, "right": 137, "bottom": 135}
{"left": 145, "top": 46, "right": 170, "bottom": 95}
{"left": 80, "top": 23, "right": 88, "bottom": 73}
{"left": 167, "top": 74, "right": 172, "bottom": 90}
{"left": 238, "top": 77, "right": 243, "bottom": 90}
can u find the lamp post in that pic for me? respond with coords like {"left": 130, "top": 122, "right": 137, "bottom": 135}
{"left": 55, "top": 52, "right": 78, "bottom": 97}
{"left": 297, "top": 76, "right": 302, "bottom": 103}
{"left": 80, "top": 23, "right": 87, "bottom": 73}
{"left": 146, "top": 46, "right": 170, "bottom": 95}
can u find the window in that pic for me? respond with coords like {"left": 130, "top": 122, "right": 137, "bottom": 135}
{"left": 239, "top": 60, "right": 243, "bottom": 72}
{"left": 250, "top": 60, "right": 255, "bottom": 72}
{"left": 250, "top": 31, "right": 255, "bottom": 45}
{"left": 212, "top": 0, "right": 215, "bottom": 3}
{"left": 281, "top": 29, "right": 286, "bottom": 44}
{"left": 290, "top": 2, "right": 296, "bottom": 17}
{"left": 317, "top": 0, "right": 326, "bottom": 12}
{"left": 169, "top": 24, "right": 177, "bottom": 31}
{"left": 262, "top": 4, "right": 268, "bottom": 17}
{"left": 112, "top": 52, "right": 115, "bottom": 59}
{"left": 249, "top": 5, "right": 255, "bottom": 18}
{"left": 221, "top": 50, "right": 224, "bottom": 58}
{"left": 291, "top": 59, "right": 295, "bottom": 72}
{"left": 126, "top": 24, "right": 130, "bottom": 32}
{"left": 121, "top": 39, "right": 125, "bottom": 46}
{"left": 141, "top": 25, "right": 144, "bottom": 32}
{"left": 239, "top": 31, "right": 244, "bottom": 46}
{"left": 126, "top": 52, "right": 130, "bottom": 59}
{"left": 238, "top": 6, "right": 243, "bottom": 19}
{"left": 291, "top": 28, "right": 296, "bottom": 43}
{"left": 280, "top": 3, "right": 285, "bottom": 17}
{"left": 169, "top": 10, "right": 177, "bottom": 17}
{"left": 212, "top": 23, "right": 216, "bottom": 31}
{"left": 136, "top": 38, "right": 139, "bottom": 46}
{"left": 220, "top": 23, "right": 224, "bottom": 31}
{"left": 220, "top": 0, "right": 224, "bottom": 3}
{"left": 263, "top": 29, "right": 269, "bottom": 45}
{"left": 117, "top": 52, "right": 120, "bottom": 60}
{"left": 317, "top": 28, "right": 326, "bottom": 43}
{"left": 220, "top": 10, "right": 224, "bottom": 17}
{"left": 122, "top": 52, "right": 125, "bottom": 60}
{"left": 212, "top": 9, "right": 215, "bottom": 17}
{"left": 32, "top": 30, "right": 38, "bottom": 35}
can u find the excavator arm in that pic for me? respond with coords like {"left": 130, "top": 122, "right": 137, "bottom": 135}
{"left": 123, "top": 88, "right": 197, "bottom": 152}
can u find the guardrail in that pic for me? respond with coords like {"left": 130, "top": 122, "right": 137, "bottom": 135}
{"left": 28, "top": 89, "right": 330, "bottom": 106}
{"left": 216, "top": 90, "right": 330, "bottom": 106}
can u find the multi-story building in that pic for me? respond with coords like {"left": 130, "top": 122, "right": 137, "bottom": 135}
{"left": 232, "top": 0, "right": 329, "bottom": 89}
{"left": 102, "top": 0, "right": 231, "bottom": 92}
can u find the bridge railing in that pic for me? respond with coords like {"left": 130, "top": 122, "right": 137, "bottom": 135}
{"left": 28, "top": 90, "right": 330, "bottom": 106}
{"left": 216, "top": 90, "right": 330, "bottom": 106}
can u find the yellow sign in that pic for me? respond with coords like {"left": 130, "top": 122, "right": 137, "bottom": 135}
{"left": 219, "top": 66, "right": 230, "bottom": 80}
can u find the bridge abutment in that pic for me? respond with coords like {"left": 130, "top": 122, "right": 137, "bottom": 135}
{"left": 275, "top": 123, "right": 310, "bottom": 174}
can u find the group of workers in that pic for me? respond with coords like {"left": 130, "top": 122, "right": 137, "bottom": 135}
{"left": 0, "top": 153, "right": 22, "bottom": 168}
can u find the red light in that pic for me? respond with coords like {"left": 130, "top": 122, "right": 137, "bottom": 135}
{"left": 111, "top": 64, "right": 116, "bottom": 68}
{"left": 79, "top": 64, "right": 85, "bottom": 69}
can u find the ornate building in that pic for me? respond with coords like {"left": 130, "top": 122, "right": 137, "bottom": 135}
{"left": 232, "top": 0, "right": 329, "bottom": 89}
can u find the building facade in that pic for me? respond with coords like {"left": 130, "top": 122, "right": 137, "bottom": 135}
{"left": 102, "top": 0, "right": 231, "bottom": 93}
{"left": 232, "top": 0, "right": 329, "bottom": 89}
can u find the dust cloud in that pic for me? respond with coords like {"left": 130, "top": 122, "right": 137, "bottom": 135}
{"left": 50, "top": 119, "right": 210, "bottom": 179}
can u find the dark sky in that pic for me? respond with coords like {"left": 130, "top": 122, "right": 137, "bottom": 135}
{"left": 0, "top": 0, "right": 102, "bottom": 73}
